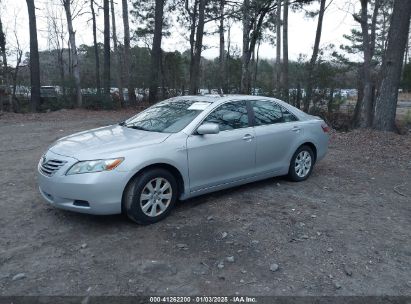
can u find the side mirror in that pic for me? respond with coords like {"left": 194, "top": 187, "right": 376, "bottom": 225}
{"left": 197, "top": 123, "right": 220, "bottom": 135}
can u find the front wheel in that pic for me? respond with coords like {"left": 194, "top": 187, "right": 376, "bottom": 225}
{"left": 288, "top": 145, "right": 314, "bottom": 182}
{"left": 124, "top": 168, "right": 178, "bottom": 224}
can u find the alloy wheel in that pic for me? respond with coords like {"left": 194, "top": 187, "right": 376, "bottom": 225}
{"left": 140, "top": 177, "right": 172, "bottom": 217}
{"left": 294, "top": 151, "right": 312, "bottom": 178}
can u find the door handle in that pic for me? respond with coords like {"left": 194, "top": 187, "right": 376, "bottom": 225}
{"left": 242, "top": 134, "right": 254, "bottom": 141}
{"left": 291, "top": 126, "right": 301, "bottom": 132}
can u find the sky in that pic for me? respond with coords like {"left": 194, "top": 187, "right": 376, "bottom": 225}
{"left": 0, "top": 0, "right": 362, "bottom": 65}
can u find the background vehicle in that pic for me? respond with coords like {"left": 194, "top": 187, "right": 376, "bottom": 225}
{"left": 40, "top": 86, "right": 58, "bottom": 99}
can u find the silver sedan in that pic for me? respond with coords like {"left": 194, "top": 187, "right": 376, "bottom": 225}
{"left": 38, "top": 95, "right": 329, "bottom": 224}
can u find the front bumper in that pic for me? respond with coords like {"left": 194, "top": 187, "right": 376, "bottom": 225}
{"left": 37, "top": 151, "right": 129, "bottom": 215}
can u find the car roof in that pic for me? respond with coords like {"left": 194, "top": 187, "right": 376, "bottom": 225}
{"left": 172, "top": 94, "right": 285, "bottom": 102}
{"left": 171, "top": 94, "right": 293, "bottom": 109}
{"left": 168, "top": 94, "right": 311, "bottom": 121}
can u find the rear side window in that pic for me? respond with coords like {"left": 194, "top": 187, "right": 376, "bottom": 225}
{"left": 282, "top": 108, "right": 298, "bottom": 122}
{"left": 204, "top": 101, "right": 249, "bottom": 131}
{"left": 252, "top": 100, "right": 283, "bottom": 125}
{"left": 252, "top": 100, "right": 298, "bottom": 125}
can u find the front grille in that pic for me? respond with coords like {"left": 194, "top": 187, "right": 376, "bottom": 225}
{"left": 40, "top": 159, "right": 67, "bottom": 176}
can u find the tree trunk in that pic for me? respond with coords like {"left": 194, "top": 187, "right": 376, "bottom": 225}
{"left": 275, "top": 0, "right": 281, "bottom": 96}
{"left": 110, "top": 0, "right": 124, "bottom": 105}
{"left": 353, "top": 65, "right": 364, "bottom": 124}
{"left": 356, "top": 0, "right": 372, "bottom": 127}
{"left": 219, "top": 0, "right": 225, "bottom": 94}
{"left": 63, "top": 0, "right": 82, "bottom": 107}
{"left": 296, "top": 83, "right": 302, "bottom": 109}
{"left": 148, "top": 0, "right": 165, "bottom": 103}
{"left": 122, "top": 0, "right": 136, "bottom": 104}
{"left": 227, "top": 23, "right": 231, "bottom": 89}
{"left": 58, "top": 48, "right": 66, "bottom": 101}
{"left": 282, "top": 0, "right": 289, "bottom": 102}
{"left": 187, "top": 0, "right": 198, "bottom": 95}
{"left": 401, "top": 30, "right": 410, "bottom": 83}
{"left": 253, "top": 41, "right": 261, "bottom": 92}
{"left": 241, "top": 0, "right": 271, "bottom": 95}
{"left": 90, "top": 0, "right": 101, "bottom": 98}
{"left": 103, "top": 0, "right": 111, "bottom": 99}
{"left": 240, "top": 0, "right": 251, "bottom": 94}
{"left": 189, "top": 0, "right": 206, "bottom": 95}
{"left": 327, "top": 85, "right": 335, "bottom": 113}
{"left": 354, "top": 0, "right": 380, "bottom": 128}
{"left": 160, "top": 50, "right": 166, "bottom": 99}
{"left": 67, "top": 40, "right": 72, "bottom": 76}
{"left": 12, "top": 50, "right": 23, "bottom": 113}
{"left": 373, "top": 0, "right": 411, "bottom": 131}
{"left": 304, "top": 0, "right": 326, "bottom": 113}
{"left": 0, "top": 17, "right": 7, "bottom": 85}
{"left": 26, "top": 0, "right": 41, "bottom": 112}
{"left": 0, "top": 16, "right": 8, "bottom": 111}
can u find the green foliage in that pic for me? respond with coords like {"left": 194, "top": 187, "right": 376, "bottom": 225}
{"left": 401, "top": 63, "right": 411, "bottom": 91}
{"left": 340, "top": 29, "right": 363, "bottom": 56}
{"left": 17, "top": 39, "right": 358, "bottom": 112}
{"left": 40, "top": 96, "right": 73, "bottom": 112}
{"left": 83, "top": 93, "right": 117, "bottom": 110}
{"left": 405, "top": 109, "right": 411, "bottom": 125}
{"left": 175, "top": 0, "right": 220, "bottom": 38}
{"left": 163, "top": 51, "right": 186, "bottom": 90}
{"left": 254, "top": 59, "right": 274, "bottom": 95}
{"left": 225, "top": 53, "right": 242, "bottom": 93}
{"left": 0, "top": 18, "right": 6, "bottom": 62}
{"left": 78, "top": 44, "right": 104, "bottom": 89}
{"left": 130, "top": 46, "right": 152, "bottom": 88}
{"left": 130, "top": 0, "right": 173, "bottom": 46}
{"left": 328, "top": 94, "right": 345, "bottom": 112}
{"left": 337, "top": 0, "right": 393, "bottom": 66}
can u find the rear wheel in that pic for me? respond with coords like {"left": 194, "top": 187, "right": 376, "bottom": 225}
{"left": 124, "top": 168, "right": 177, "bottom": 224}
{"left": 288, "top": 145, "right": 314, "bottom": 182}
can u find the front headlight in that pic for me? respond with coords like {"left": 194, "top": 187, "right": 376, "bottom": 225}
{"left": 66, "top": 158, "right": 124, "bottom": 175}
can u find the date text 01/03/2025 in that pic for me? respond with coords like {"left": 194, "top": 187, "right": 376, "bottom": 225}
{"left": 149, "top": 296, "right": 258, "bottom": 303}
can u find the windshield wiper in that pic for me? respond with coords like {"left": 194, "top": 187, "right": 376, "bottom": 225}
{"left": 120, "top": 121, "right": 151, "bottom": 131}
{"left": 127, "top": 125, "right": 150, "bottom": 131}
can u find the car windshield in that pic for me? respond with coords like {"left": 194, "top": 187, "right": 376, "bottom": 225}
{"left": 122, "top": 99, "right": 210, "bottom": 133}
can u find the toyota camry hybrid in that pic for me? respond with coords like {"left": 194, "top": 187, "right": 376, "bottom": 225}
{"left": 38, "top": 95, "right": 329, "bottom": 224}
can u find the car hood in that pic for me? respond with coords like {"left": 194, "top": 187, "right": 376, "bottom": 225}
{"left": 50, "top": 124, "right": 171, "bottom": 160}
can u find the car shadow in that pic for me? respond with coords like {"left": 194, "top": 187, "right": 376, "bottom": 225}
{"left": 51, "top": 208, "right": 133, "bottom": 227}
{"left": 50, "top": 171, "right": 323, "bottom": 227}
{"left": 174, "top": 175, "right": 288, "bottom": 211}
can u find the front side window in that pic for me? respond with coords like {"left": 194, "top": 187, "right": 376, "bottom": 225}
{"left": 252, "top": 100, "right": 298, "bottom": 125}
{"left": 204, "top": 101, "right": 249, "bottom": 131}
{"left": 122, "top": 99, "right": 210, "bottom": 133}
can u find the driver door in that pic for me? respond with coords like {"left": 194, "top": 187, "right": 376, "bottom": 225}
{"left": 186, "top": 101, "right": 256, "bottom": 192}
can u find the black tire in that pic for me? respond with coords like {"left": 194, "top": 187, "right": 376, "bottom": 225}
{"left": 288, "top": 145, "right": 315, "bottom": 182}
{"left": 124, "top": 168, "right": 178, "bottom": 224}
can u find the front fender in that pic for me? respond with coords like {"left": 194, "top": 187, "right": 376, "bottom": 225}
{"left": 119, "top": 133, "right": 190, "bottom": 199}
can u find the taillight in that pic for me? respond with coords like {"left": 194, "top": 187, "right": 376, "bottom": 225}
{"left": 321, "top": 123, "right": 330, "bottom": 133}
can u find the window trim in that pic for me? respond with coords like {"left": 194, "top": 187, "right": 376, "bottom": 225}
{"left": 190, "top": 98, "right": 300, "bottom": 135}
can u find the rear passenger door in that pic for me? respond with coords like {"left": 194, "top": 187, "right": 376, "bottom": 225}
{"left": 251, "top": 100, "right": 302, "bottom": 174}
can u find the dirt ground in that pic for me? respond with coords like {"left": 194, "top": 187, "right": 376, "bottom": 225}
{"left": 0, "top": 109, "right": 410, "bottom": 296}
